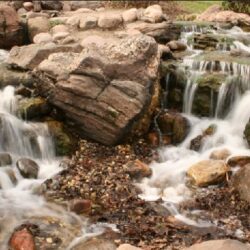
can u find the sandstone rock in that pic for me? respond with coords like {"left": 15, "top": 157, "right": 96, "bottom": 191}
{"left": 184, "top": 239, "right": 250, "bottom": 250}
{"left": 16, "top": 158, "right": 39, "bottom": 179}
{"left": 11, "top": 1, "right": 24, "bottom": 11}
{"left": 122, "top": 8, "right": 138, "bottom": 23}
{"left": 124, "top": 159, "right": 152, "bottom": 180}
{"left": 23, "top": 2, "right": 33, "bottom": 11}
{"left": 66, "top": 15, "right": 80, "bottom": 27}
{"left": 0, "top": 63, "right": 34, "bottom": 88}
{"left": 7, "top": 43, "right": 82, "bottom": 70}
{"left": 98, "top": 13, "right": 123, "bottom": 29}
{"left": 187, "top": 160, "right": 229, "bottom": 187}
{"left": 46, "top": 120, "right": 75, "bottom": 156}
{"left": 142, "top": 4, "right": 164, "bottom": 23}
{"left": 79, "top": 16, "right": 98, "bottom": 30}
{"left": 51, "top": 24, "right": 69, "bottom": 34}
{"left": 41, "top": 0, "right": 63, "bottom": 11}
{"left": 70, "top": 1, "right": 103, "bottom": 11}
{"left": 127, "top": 22, "right": 181, "bottom": 44}
{"left": 167, "top": 40, "right": 187, "bottom": 51}
{"left": 17, "top": 97, "right": 50, "bottom": 120}
{"left": 52, "top": 31, "right": 69, "bottom": 41}
{"left": 117, "top": 244, "right": 142, "bottom": 250}
{"left": 0, "top": 153, "right": 12, "bottom": 166}
{"left": 210, "top": 149, "right": 231, "bottom": 160}
{"left": 75, "top": 8, "right": 94, "bottom": 13}
{"left": 26, "top": 12, "right": 49, "bottom": 19}
{"left": 233, "top": 164, "right": 250, "bottom": 203}
{"left": 69, "top": 199, "right": 92, "bottom": 214}
{"left": 33, "top": 32, "right": 53, "bottom": 44}
{"left": 227, "top": 156, "right": 250, "bottom": 167}
{"left": 48, "top": 35, "right": 160, "bottom": 145}
{"left": 27, "top": 16, "right": 49, "bottom": 42}
{"left": 17, "top": 8, "right": 27, "bottom": 17}
{"left": 9, "top": 228, "right": 35, "bottom": 250}
{"left": 61, "top": 35, "right": 77, "bottom": 45}
{"left": 0, "top": 5, "right": 24, "bottom": 49}
{"left": 33, "top": 1, "right": 42, "bottom": 12}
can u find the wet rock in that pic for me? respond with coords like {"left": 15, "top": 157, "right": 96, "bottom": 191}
{"left": 5, "top": 168, "right": 17, "bottom": 184}
{"left": 49, "top": 35, "right": 160, "bottom": 145}
{"left": 147, "top": 131, "right": 171, "bottom": 147}
{"left": 187, "top": 160, "right": 229, "bottom": 187}
{"left": 27, "top": 16, "right": 49, "bottom": 41}
{"left": 0, "top": 63, "right": 34, "bottom": 88}
{"left": 69, "top": 199, "right": 92, "bottom": 214}
{"left": 227, "top": 156, "right": 250, "bottom": 167}
{"left": 16, "top": 158, "right": 39, "bottom": 179}
{"left": 33, "top": 32, "right": 53, "bottom": 44}
{"left": 7, "top": 43, "right": 82, "bottom": 70}
{"left": 233, "top": 164, "right": 250, "bottom": 203}
{"left": 15, "top": 86, "right": 32, "bottom": 97}
{"left": 192, "top": 33, "right": 219, "bottom": 50}
{"left": 46, "top": 120, "right": 75, "bottom": 156}
{"left": 210, "top": 149, "right": 231, "bottom": 160}
{"left": 0, "top": 4, "right": 24, "bottom": 49}
{"left": 244, "top": 118, "right": 250, "bottom": 147}
{"left": 9, "top": 228, "right": 35, "bottom": 250}
{"left": 98, "top": 13, "right": 123, "bottom": 29}
{"left": 157, "top": 111, "right": 189, "bottom": 144}
{"left": 122, "top": 8, "right": 138, "bottom": 23}
{"left": 17, "top": 97, "right": 51, "bottom": 120}
{"left": 142, "top": 4, "right": 164, "bottom": 23}
{"left": 190, "top": 125, "right": 216, "bottom": 151}
{"left": 124, "top": 159, "right": 152, "bottom": 180}
{"left": 0, "top": 153, "right": 12, "bottom": 166}
{"left": 184, "top": 239, "right": 250, "bottom": 250}
{"left": 117, "top": 244, "right": 142, "bottom": 250}
{"left": 167, "top": 40, "right": 187, "bottom": 51}
{"left": 127, "top": 22, "right": 181, "bottom": 44}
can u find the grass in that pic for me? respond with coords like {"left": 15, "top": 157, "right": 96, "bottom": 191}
{"left": 176, "top": 1, "right": 222, "bottom": 14}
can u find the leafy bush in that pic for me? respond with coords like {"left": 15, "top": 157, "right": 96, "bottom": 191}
{"left": 222, "top": 0, "right": 250, "bottom": 14}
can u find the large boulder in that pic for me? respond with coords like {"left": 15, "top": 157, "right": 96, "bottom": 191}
{"left": 0, "top": 5, "right": 24, "bottom": 49}
{"left": 48, "top": 35, "right": 160, "bottom": 145}
{"left": 27, "top": 16, "right": 49, "bottom": 42}
{"left": 187, "top": 160, "right": 229, "bottom": 187}
{"left": 98, "top": 13, "right": 123, "bottom": 29}
{"left": 33, "top": 32, "right": 53, "bottom": 44}
{"left": 184, "top": 239, "right": 250, "bottom": 250}
{"left": 142, "top": 5, "right": 164, "bottom": 23}
{"left": 7, "top": 43, "right": 82, "bottom": 70}
{"left": 232, "top": 164, "right": 250, "bottom": 203}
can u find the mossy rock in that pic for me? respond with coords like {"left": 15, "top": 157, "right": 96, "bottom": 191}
{"left": 244, "top": 119, "right": 250, "bottom": 147}
{"left": 18, "top": 97, "right": 51, "bottom": 120}
{"left": 46, "top": 120, "right": 76, "bottom": 156}
{"left": 196, "top": 73, "right": 227, "bottom": 91}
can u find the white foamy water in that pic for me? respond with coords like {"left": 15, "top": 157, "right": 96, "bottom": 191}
{"left": 139, "top": 24, "right": 250, "bottom": 227}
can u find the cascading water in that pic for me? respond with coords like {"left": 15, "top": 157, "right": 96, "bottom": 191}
{"left": 139, "top": 24, "right": 250, "bottom": 229}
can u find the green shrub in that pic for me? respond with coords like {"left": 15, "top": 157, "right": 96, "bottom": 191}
{"left": 222, "top": 0, "right": 250, "bottom": 14}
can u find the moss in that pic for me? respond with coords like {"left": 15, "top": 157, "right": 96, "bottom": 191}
{"left": 196, "top": 73, "right": 227, "bottom": 91}
{"left": 49, "top": 20, "right": 65, "bottom": 29}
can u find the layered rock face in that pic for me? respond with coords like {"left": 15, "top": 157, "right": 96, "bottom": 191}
{"left": 0, "top": 4, "right": 24, "bottom": 49}
{"left": 47, "top": 35, "right": 160, "bottom": 145}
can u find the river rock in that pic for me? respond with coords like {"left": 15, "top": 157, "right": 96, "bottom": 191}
{"left": 117, "top": 244, "right": 142, "bottom": 250}
{"left": 79, "top": 16, "right": 98, "bottom": 30}
{"left": 187, "top": 160, "right": 229, "bottom": 187}
{"left": 27, "top": 16, "right": 49, "bottom": 42}
{"left": 233, "top": 164, "right": 250, "bottom": 203}
{"left": 7, "top": 42, "right": 82, "bottom": 70}
{"left": 142, "top": 4, "right": 164, "bottom": 23}
{"left": 33, "top": 32, "right": 53, "bottom": 44}
{"left": 17, "top": 97, "right": 50, "bottom": 120}
{"left": 193, "top": 33, "right": 219, "bottom": 50}
{"left": 51, "top": 24, "right": 69, "bottom": 34}
{"left": 52, "top": 32, "right": 69, "bottom": 42}
{"left": 0, "top": 63, "right": 34, "bottom": 88}
{"left": 124, "top": 159, "right": 152, "bottom": 180}
{"left": 0, "top": 4, "right": 24, "bottom": 49}
{"left": 157, "top": 111, "right": 189, "bottom": 144}
{"left": 98, "top": 13, "right": 123, "bottom": 29}
{"left": 184, "top": 239, "right": 250, "bottom": 250}
{"left": 23, "top": 2, "right": 33, "bottom": 11}
{"left": 210, "top": 149, "right": 231, "bottom": 160}
{"left": 46, "top": 120, "right": 75, "bottom": 156}
{"left": 227, "top": 156, "right": 250, "bottom": 167}
{"left": 69, "top": 199, "right": 92, "bottom": 214}
{"left": 0, "top": 153, "right": 12, "bottom": 166}
{"left": 69, "top": 1, "right": 104, "bottom": 11}
{"left": 16, "top": 158, "right": 39, "bottom": 179}
{"left": 49, "top": 34, "right": 160, "bottom": 145}
{"left": 167, "top": 40, "right": 187, "bottom": 51}
{"left": 6, "top": 168, "right": 17, "bottom": 184}
{"left": 122, "top": 8, "right": 138, "bottom": 23}
{"left": 126, "top": 22, "right": 181, "bottom": 44}
{"left": 9, "top": 228, "right": 35, "bottom": 250}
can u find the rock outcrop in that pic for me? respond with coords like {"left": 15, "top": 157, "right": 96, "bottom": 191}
{"left": 46, "top": 35, "right": 160, "bottom": 145}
